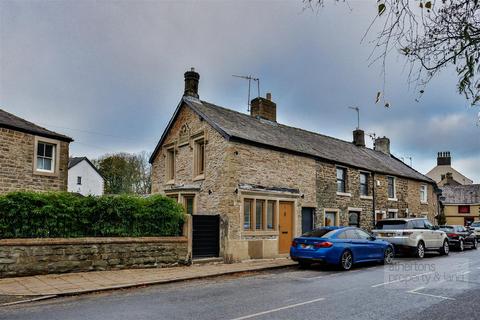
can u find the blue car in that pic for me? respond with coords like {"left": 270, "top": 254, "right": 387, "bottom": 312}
{"left": 290, "top": 226, "right": 394, "bottom": 270}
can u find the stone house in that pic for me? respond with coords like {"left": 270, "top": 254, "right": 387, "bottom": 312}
{"left": 440, "top": 184, "right": 480, "bottom": 226}
{"left": 68, "top": 157, "right": 105, "bottom": 196}
{"left": 0, "top": 108, "right": 73, "bottom": 194}
{"left": 426, "top": 152, "right": 473, "bottom": 186}
{"left": 149, "top": 69, "right": 438, "bottom": 262}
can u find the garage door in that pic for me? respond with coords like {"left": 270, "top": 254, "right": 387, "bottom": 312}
{"left": 192, "top": 215, "right": 220, "bottom": 258}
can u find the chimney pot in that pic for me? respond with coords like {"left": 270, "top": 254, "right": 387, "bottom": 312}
{"left": 374, "top": 136, "right": 390, "bottom": 155}
{"left": 437, "top": 151, "right": 451, "bottom": 166}
{"left": 184, "top": 68, "right": 200, "bottom": 98}
{"left": 352, "top": 129, "right": 365, "bottom": 147}
{"left": 266, "top": 92, "right": 272, "bottom": 101}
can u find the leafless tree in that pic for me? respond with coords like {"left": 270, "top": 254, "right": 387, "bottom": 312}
{"left": 304, "top": 0, "right": 480, "bottom": 108}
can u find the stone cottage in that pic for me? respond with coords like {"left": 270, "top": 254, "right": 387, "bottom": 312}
{"left": 150, "top": 69, "right": 438, "bottom": 262}
{"left": 0, "top": 108, "right": 73, "bottom": 194}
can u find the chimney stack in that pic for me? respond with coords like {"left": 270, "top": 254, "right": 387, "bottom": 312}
{"left": 250, "top": 93, "right": 276, "bottom": 122}
{"left": 374, "top": 136, "right": 390, "bottom": 155}
{"left": 352, "top": 129, "right": 365, "bottom": 147}
{"left": 184, "top": 67, "right": 200, "bottom": 98}
{"left": 437, "top": 151, "right": 451, "bottom": 166}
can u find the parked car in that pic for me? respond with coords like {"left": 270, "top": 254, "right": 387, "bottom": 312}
{"left": 372, "top": 218, "right": 449, "bottom": 258}
{"left": 470, "top": 221, "right": 480, "bottom": 241}
{"left": 439, "top": 225, "right": 478, "bottom": 251}
{"left": 290, "top": 226, "right": 394, "bottom": 271}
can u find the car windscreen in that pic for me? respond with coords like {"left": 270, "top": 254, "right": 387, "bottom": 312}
{"left": 471, "top": 222, "right": 480, "bottom": 227}
{"left": 375, "top": 221, "right": 408, "bottom": 230}
{"left": 301, "top": 229, "right": 337, "bottom": 238}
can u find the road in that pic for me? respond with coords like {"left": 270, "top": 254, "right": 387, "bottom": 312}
{"left": 2, "top": 249, "right": 480, "bottom": 320}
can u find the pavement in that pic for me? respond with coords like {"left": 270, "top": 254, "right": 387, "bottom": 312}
{"left": 0, "top": 258, "right": 295, "bottom": 298}
{"left": 1, "top": 249, "right": 479, "bottom": 320}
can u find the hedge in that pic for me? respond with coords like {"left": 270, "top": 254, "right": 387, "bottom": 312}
{"left": 0, "top": 192, "right": 186, "bottom": 238}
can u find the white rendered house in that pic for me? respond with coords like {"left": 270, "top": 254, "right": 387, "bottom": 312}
{"left": 68, "top": 157, "right": 104, "bottom": 196}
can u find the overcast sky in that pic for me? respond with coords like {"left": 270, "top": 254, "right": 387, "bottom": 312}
{"left": 1, "top": 1, "right": 478, "bottom": 182}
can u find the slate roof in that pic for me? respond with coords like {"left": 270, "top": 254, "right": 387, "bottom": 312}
{"left": 0, "top": 108, "right": 73, "bottom": 142}
{"left": 68, "top": 157, "right": 104, "bottom": 180}
{"left": 440, "top": 184, "right": 480, "bottom": 204}
{"left": 150, "top": 96, "right": 434, "bottom": 183}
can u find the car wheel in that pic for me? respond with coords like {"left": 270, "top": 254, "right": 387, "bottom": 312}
{"left": 415, "top": 241, "right": 425, "bottom": 259}
{"left": 340, "top": 250, "right": 353, "bottom": 271}
{"left": 440, "top": 239, "right": 450, "bottom": 256}
{"left": 383, "top": 246, "right": 394, "bottom": 265}
{"left": 459, "top": 240, "right": 464, "bottom": 252}
{"left": 298, "top": 261, "right": 311, "bottom": 269}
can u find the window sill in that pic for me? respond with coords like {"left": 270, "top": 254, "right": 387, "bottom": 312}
{"left": 165, "top": 179, "right": 175, "bottom": 185}
{"left": 33, "top": 170, "right": 58, "bottom": 177}
{"left": 243, "top": 230, "right": 278, "bottom": 236}
{"left": 193, "top": 174, "right": 205, "bottom": 181}
{"left": 420, "top": 201, "right": 428, "bottom": 205}
{"left": 336, "top": 192, "right": 352, "bottom": 197}
{"left": 360, "top": 195, "right": 373, "bottom": 200}
{"left": 388, "top": 198, "right": 398, "bottom": 202}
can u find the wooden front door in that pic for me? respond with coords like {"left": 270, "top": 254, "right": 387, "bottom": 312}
{"left": 279, "top": 202, "right": 294, "bottom": 254}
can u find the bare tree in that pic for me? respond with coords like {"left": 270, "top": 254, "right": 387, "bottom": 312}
{"left": 305, "top": 0, "right": 480, "bottom": 107}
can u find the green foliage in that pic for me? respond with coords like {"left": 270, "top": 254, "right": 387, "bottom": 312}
{"left": 0, "top": 192, "right": 185, "bottom": 238}
{"left": 436, "top": 211, "right": 447, "bottom": 226}
{"left": 94, "top": 152, "right": 151, "bottom": 195}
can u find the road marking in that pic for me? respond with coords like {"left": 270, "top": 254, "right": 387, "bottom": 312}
{"left": 460, "top": 271, "right": 471, "bottom": 275}
{"left": 228, "top": 297, "right": 325, "bottom": 320}
{"left": 407, "top": 287, "right": 455, "bottom": 300}
{"left": 371, "top": 271, "right": 435, "bottom": 288}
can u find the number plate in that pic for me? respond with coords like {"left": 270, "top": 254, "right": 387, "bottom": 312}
{"left": 301, "top": 244, "right": 313, "bottom": 249}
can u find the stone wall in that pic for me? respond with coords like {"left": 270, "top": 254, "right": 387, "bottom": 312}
{"left": 0, "top": 128, "right": 69, "bottom": 194}
{"left": 0, "top": 237, "right": 189, "bottom": 278}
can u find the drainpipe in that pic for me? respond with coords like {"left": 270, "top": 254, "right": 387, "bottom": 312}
{"left": 372, "top": 172, "right": 376, "bottom": 228}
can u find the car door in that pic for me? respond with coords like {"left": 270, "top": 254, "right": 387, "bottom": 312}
{"left": 355, "top": 229, "right": 383, "bottom": 260}
{"left": 422, "top": 220, "right": 437, "bottom": 248}
{"left": 344, "top": 229, "right": 365, "bottom": 261}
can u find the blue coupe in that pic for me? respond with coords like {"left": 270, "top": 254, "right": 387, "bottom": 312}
{"left": 290, "top": 226, "right": 394, "bottom": 270}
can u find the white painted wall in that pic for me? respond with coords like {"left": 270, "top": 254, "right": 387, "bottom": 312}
{"left": 68, "top": 160, "right": 104, "bottom": 196}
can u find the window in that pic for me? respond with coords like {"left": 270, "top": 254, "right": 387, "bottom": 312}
{"left": 336, "top": 167, "right": 347, "bottom": 193}
{"left": 183, "top": 195, "right": 195, "bottom": 215}
{"left": 375, "top": 212, "right": 384, "bottom": 223}
{"left": 355, "top": 229, "right": 372, "bottom": 240}
{"left": 458, "top": 205, "right": 470, "bottom": 214}
{"left": 244, "top": 198, "right": 277, "bottom": 231}
{"left": 360, "top": 172, "right": 369, "bottom": 196}
{"left": 387, "top": 211, "right": 397, "bottom": 219}
{"left": 167, "top": 194, "right": 178, "bottom": 202}
{"left": 244, "top": 199, "right": 253, "bottom": 230}
{"left": 166, "top": 148, "right": 175, "bottom": 181}
{"left": 194, "top": 139, "right": 205, "bottom": 177}
{"left": 255, "top": 200, "right": 264, "bottom": 230}
{"left": 348, "top": 212, "right": 360, "bottom": 227}
{"left": 420, "top": 185, "right": 428, "bottom": 203}
{"left": 36, "top": 142, "right": 55, "bottom": 172}
{"left": 325, "top": 212, "right": 337, "bottom": 226}
{"left": 387, "top": 176, "right": 396, "bottom": 199}
{"left": 267, "top": 201, "right": 275, "bottom": 230}
{"left": 77, "top": 176, "right": 82, "bottom": 185}
{"left": 345, "top": 229, "right": 359, "bottom": 239}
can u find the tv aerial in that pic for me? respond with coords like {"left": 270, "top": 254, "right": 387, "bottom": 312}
{"left": 348, "top": 106, "right": 360, "bottom": 129}
{"left": 232, "top": 75, "right": 260, "bottom": 112}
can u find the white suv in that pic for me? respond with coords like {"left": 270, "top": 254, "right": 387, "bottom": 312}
{"left": 470, "top": 221, "right": 480, "bottom": 240}
{"left": 372, "top": 218, "right": 449, "bottom": 258}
